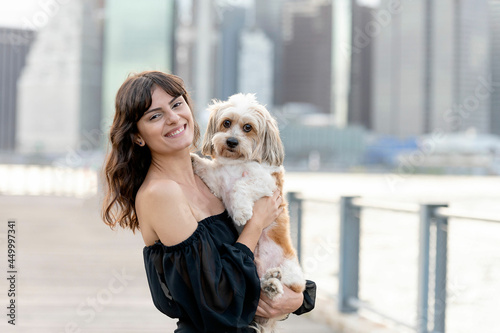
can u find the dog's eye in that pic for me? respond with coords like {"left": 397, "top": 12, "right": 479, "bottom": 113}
{"left": 223, "top": 120, "right": 231, "bottom": 128}
{"left": 243, "top": 124, "right": 252, "bottom": 132}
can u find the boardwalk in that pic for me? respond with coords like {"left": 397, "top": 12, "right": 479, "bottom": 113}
{"left": 0, "top": 194, "right": 333, "bottom": 333}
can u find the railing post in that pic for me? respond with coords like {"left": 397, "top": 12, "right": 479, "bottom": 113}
{"left": 418, "top": 204, "right": 432, "bottom": 333}
{"left": 338, "top": 196, "right": 360, "bottom": 313}
{"left": 287, "top": 191, "right": 303, "bottom": 263}
{"left": 419, "top": 203, "right": 449, "bottom": 333}
{"left": 433, "top": 205, "right": 448, "bottom": 333}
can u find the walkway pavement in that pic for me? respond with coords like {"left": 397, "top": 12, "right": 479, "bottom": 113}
{"left": 0, "top": 194, "right": 334, "bottom": 333}
{"left": 282, "top": 314, "right": 334, "bottom": 332}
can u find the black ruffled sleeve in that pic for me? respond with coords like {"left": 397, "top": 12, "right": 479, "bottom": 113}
{"left": 293, "top": 280, "right": 316, "bottom": 315}
{"left": 143, "top": 219, "right": 260, "bottom": 332}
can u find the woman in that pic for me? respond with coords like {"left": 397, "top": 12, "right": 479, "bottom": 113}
{"left": 102, "top": 71, "right": 315, "bottom": 332}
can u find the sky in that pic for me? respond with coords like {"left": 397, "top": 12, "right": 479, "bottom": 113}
{"left": 0, "top": 0, "right": 41, "bottom": 29}
{"left": 357, "top": 0, "right": 380, "bottom": 7}
{"left": 0, "top": 0, "right": 381, "bottom": 30}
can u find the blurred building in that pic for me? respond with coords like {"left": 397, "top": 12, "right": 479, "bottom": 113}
{"left": 332, "top": 0, "right": 352, "bottom": 127}
{"left": 451, "top": 0, "right": 491, "bottom": 133}
{"left": 426, "top": 0, "right": 454, "bottom": 135}
{"left": 372, "top": 0, "right": 427, "bottom": 137}
{"left": 255, "top": 0, "right": 285, "bottom": 106}
{"left": 17, "top": 0, "right": 104, "bottom": 154}
{"left": 348, "top": 2, "right": 373, "bottom": 130}
{"left": 238, "top": 28, "right": 274, "bottom": 107}
{"left": 102, "top": 0, "right": 176, "bottom": 131}
{"left": 173, "top": 0, "right": 216, "bottom": 119}
{"left": 280, "top": 0, "right": 333, "bottom": 115}
{"left": 174, "top": 0, "right": 198, "bottom": 98}
{"left": 216, "top": 5, "right": 246, "bottom": 101}
{"left": 372, "top": 0, "right": 491, "bottom": 137}
{"left": 176, "top": 0, "right": 336, "bottom": 119}
{"left": 0, "top": 27, "right": 35, "bottom": 152}
{"left": 214, "top": 3, "right": 274, "bottom": 107}
{"left": 491, "top": 0, "right": 500, "bottom": 136}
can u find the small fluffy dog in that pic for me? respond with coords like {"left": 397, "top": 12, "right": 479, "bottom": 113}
{"left": 191, "top": 93, "right": 305, "bottom": 333}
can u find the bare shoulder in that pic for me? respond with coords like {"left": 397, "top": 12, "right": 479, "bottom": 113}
{"left": 137, "top": 179, "right": 183, "bottom": 203}
{"left": 136, "top": 179, "right": 198, "bottom": 246}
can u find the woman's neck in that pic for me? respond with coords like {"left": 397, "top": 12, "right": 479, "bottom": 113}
{"left": 147, "top": 149, "right": 196, "bottom": 187}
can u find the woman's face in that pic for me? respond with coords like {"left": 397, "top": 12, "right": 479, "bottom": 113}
{"left": 136, "top": 87, "right": 195, "bottom": 154}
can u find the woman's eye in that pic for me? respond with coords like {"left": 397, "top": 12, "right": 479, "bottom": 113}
{"left": 173, "top": 101, "right": 182, "bottom": 108}
{"left": 243, "top": 124, "right": 252, "bottom": 132}
{"left": 150, "top": 113, "right": 161, "bottom": 121}
{"left": 223, "top": 120, "right": 231, "bottom": 128}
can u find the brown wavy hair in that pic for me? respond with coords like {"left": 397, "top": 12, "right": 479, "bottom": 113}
{"left": 101, "top": 71, "right": 200, "bottom": 233}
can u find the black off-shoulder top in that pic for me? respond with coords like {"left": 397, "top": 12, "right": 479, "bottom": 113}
{"left": 143, "top": 210, "right": 316, "bottom": 333}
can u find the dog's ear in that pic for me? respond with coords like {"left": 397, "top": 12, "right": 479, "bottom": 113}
{"left": 261, "top": 112, "right": 284, "bottom": 166}
{"left": 201, "top": 99, "right": 224, "bottom": 158}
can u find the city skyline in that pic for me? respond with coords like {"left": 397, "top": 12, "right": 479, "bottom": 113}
{"left": 0, "top": 0, "right": 499, "bottom": 171}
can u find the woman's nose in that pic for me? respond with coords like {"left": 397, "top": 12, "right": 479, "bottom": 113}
{"left": 164, "top": 109, "right": 180, "bottom": 124}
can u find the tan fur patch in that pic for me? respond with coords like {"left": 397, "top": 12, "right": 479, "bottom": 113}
{"left": 267, "top": 171, "right": 298, "bottom": 260}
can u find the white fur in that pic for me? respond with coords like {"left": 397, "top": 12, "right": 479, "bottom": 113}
{"left": 192, "top": 157, "right": 281, "bottom": 226}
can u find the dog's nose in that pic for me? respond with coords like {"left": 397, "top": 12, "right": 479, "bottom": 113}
{"left": 226, "top": 137, "right": 239, "bottom": 148}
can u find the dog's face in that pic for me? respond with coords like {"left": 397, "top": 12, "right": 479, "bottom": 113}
{"left": 201, "top": 93, "right": 284, "bottom": 166}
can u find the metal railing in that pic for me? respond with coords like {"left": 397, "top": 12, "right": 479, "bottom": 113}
{"left": 287, "top": 192, "right": 500, "bottom": 333}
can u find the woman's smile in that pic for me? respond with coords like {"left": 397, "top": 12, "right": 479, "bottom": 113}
{"left": 165, "top": 124, "right": 187, "bottom": 138}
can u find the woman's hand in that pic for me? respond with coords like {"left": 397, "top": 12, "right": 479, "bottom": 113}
{"left": 247, "top": 190, "right": 283, "bottom": 231}
{"left": 256, "top": 284, "right": 304, "bottom": 318}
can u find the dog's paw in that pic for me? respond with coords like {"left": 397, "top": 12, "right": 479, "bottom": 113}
{"left": 263, "top": 267, "right": 282, "bottom": 281}
{"left": 232, "top": 208, "right": 253, "bottom": 226}
{"left": 232, "top": 214, "right": 248, "bottom": 226}
{"left": 190, "top": 154, "right": 204, "bottom": 172}
{"left": 190, "top": 153, "right": 202, "bottom": 163}
{"left": 261, "top": 277, "right": 284, "bottom": 300}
